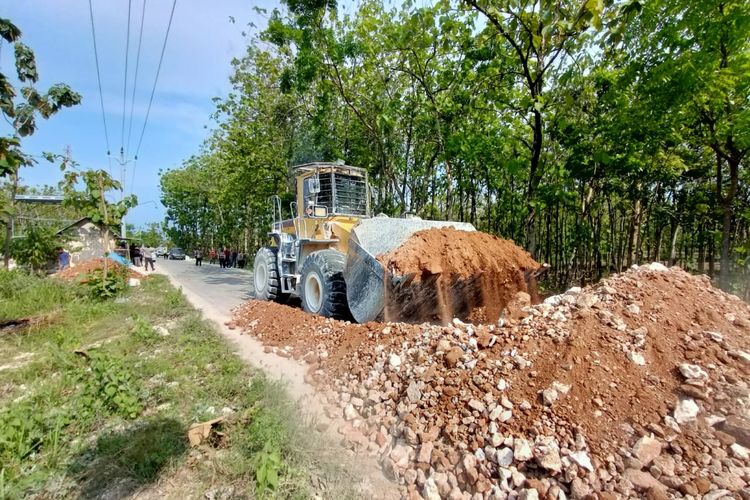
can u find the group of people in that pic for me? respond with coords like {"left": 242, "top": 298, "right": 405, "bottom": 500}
{"left": 205, "top": 248, "right": 246, "bottom": 269}
{"left": 128, "top": 242, "right": 156, "bottom": 271}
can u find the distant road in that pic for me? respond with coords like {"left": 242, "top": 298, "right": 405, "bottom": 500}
{"left": 158, "top": 258, "right": 253, "bottom": 315}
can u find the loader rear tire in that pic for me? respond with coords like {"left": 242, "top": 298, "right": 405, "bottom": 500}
{"left": 300, "top": 249, "right": 350, "bottom": 319}
{"left": 253, "top": 247, "right": 286, "bottom": 302}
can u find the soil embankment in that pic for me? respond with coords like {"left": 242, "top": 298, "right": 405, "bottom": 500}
{"left": 235, "top": 264, "right": 750, "bottom": 498}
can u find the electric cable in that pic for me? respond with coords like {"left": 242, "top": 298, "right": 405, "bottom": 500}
{"left": 133, "top": 0, "right": 177, "bottom": 161}
{"left": 127, "top": 0, "right": 147, "bottom": 161}
{"left": 121, "top": 0, "right": 133, "bottom": 156}
{"left": 87, "top": 0, "right": 112, "bottom": 160}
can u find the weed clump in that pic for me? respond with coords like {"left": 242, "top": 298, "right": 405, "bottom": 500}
{"left": 77, "top": 351, "right": 143, "bottom": 419}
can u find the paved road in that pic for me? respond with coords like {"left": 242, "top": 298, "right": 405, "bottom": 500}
{"left": 158, "top": 258, "right": 254, "bottom": 314}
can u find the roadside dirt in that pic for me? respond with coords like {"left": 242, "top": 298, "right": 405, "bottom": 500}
{"left": 55, "top": 258, "right": 145, "bottom": 281}
{"left": 157, "top": 265, "right": 400, "bottom": 499}
{"left": 378, "top": 227, "right": 541, "bottom": 324}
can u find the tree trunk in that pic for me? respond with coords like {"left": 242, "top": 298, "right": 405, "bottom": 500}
{"left": 3, "top": 173, "right": 18, "bottom": 268}
{"left": 669, "top": 225, "right": 680, "bottom": 266}
{"left": 525, "top": 107, "right": 543, "bottom": 257}
{"left": 719, "top": 157, "right": 739, "bottom": 289}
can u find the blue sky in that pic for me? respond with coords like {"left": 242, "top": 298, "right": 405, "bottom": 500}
{"left": 1, "top": 0, "right": 278, "bottom": 228}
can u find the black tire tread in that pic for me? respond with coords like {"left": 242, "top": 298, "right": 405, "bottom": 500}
{"left": 300, "top": 249, "right": 351, "bottom": 319}
{"left": 254, "top": 247, "right": 287, "bottom": 303}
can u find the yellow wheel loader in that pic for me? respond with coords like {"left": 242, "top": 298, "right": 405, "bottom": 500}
{"left": 253, "top": 162, "right": 475, "bottom": 323}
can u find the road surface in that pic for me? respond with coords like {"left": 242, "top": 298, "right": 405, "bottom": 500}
{"left": 158, "top": 258, "right": 254, "bottom": 314}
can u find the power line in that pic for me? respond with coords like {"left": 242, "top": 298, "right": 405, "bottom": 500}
{"left": 130, "top": 158, "right": 138, "bottom": 196}
{"left": 133, "top": 0, "right": 177, "bottom": 161}
{"left": 121, "top": 0, "right": 133, "bottom": 157}
{"left": 87, "top": 0, "right": 112, "bottom": 158}
{"left": 127, "top": 0, "right": 147, "bottom": 163}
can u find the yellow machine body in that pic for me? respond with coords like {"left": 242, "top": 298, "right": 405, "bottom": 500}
{"left": 256, "top": 161, "right": 476, "bottom": 322}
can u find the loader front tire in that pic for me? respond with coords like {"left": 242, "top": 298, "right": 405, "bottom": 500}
{"left": 253, "top": 247, "right": 286, "bottom": 302}
{"left": 300, "top": 249, "right": 350, "bottom": 319}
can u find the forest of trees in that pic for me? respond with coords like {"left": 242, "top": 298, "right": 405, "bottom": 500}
{"left": 160, "top": 0, "right": 749, "bottom": 296}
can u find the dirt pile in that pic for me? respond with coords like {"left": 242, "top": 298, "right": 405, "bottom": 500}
{"left": 55, "top": 258, "right": 144, "bottom": 281}
{"left": 378, "top": 228, "right": 541, "bottom": 324}
{"left": 233, "top": 264, "right": 750, "bottom": 499}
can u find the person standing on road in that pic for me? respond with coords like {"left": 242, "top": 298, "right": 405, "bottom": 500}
{"left": 237, "top": 252, "right": 246, "bottom": 269}
{"left": 134, "top": 245, "right": 143, "bottom": 267}
{"left": 195, "top": 249, "right": 203, "bottom": 266}
{"left": 218, "top": 248, "right": 226, "bottom": 268}
{"left": 231, "top": 249, "right": 238, "bottom": 268}
{"left": 142, "top": 246, "right": 155, "bottom": 271}
{"left": 209, "top": 248, "right": 217, "bottom": 265}
{"left": 224, "top": 248, "right": 231, "bottom": 268}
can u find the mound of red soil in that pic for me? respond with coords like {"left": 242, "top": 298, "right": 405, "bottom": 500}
{"left": 55, "top": 258, "right": 144, "bottom": 281}
{"left": 234, "top": 264, "right": 750, "bottom": 497}
{"left": 378, "top": 227, "right": 541, "bottom": 324}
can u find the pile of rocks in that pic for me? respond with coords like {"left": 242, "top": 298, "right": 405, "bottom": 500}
{"left": 234, "top": 264, "right": 750, "bottom": 499}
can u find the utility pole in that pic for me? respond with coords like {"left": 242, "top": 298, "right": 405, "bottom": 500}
{"left": 112, "top": 147, "right": 133, "bottom": 239}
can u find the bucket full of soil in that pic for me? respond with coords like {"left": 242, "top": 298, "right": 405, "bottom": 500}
{"left": 344, "top": 222, "right": 542, "bottom": 324}
{"left": 378, "top": 227, "right": 541, "bottom": 324}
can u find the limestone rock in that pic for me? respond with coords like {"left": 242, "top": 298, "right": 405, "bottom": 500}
{"left": 673, "top": 398, "right": 699, "bottom": 424}
{"left": 628, "top": 351, "right": 646, "bottom": 366}
{"left": 417, "top": 442, "right": 434, "bottom": 464}
{"left": 534, "top": 445, "right": 562, "bottom": 473}
{"left": 496, "top": 447, "right": 513, "bottom": 467}
{"left": 569, "top": 450, "right": 593, "bottom": 472}
{"left": 623, "top": 468, "right": 666, "bottom": 492}
{"left": 542, "top": 388, "right": 559, "bottom": 406}
{"left": 422, "top": 478, "right": 441, "bottom": 500}
{"left": 389, "top": 353, "right": 402, "bottom": 370}
{"left": 343, "top": 404, "right": 358, "bottom": 421}
{"left": 678, "top": 363, "right": 708, "bottom": 382}
{"left": 514, "top": 438, "right": 533, "bottom": 461}
{"left": 632, "top": 435, "right": 662, "bottom": 466}
{"left": 720, "top": 416, "right": 750, "bottom": 447}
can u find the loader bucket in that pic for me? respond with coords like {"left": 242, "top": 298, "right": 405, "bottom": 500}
{"left": 344, "top": 217, "right": 475, "bottom": 323}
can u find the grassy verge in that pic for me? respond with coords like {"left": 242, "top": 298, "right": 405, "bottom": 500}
{"left": 0, "top": 270, "right": 345, "bottom": 499}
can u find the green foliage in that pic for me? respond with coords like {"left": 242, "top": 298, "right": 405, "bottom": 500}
{"left": 0, "top": 268, "right": 73, "bottom": 319}
{"left": 91, "top": 419, "right": 186, "bottom": 482}
{"left": 11, "top": 223, "right": 59, "bottom": 271}
{"left": 0, "top": 17, "right": 81, "bottom": 177}
{"left": 61, "top": 169, "right": 137, "bottom": 231}
{"left": 78, "top": 351, "right": 143, "bottom": 420}
{"left": 0, "top": 272, "right": 351, "bottom": 498}
{"left": 130, "top": 316, "right": 160, "bottom": 345}
{"left": 255, "top": 443, "right": 282, "bottom": 493}
{"left": 129, "top": 222, "right": 166, "bottom": 247}
{"left": 85, "top": 265, "right": 128, "bottom": 300}
{"left": 0, "top": 403, "right": 48, "bottom": 461}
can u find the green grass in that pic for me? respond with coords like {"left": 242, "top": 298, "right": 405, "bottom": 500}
{"left": 0, "top": 269, "right": 341, "bottom": 499}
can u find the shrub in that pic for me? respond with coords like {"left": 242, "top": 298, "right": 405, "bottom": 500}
{"left": 85, "top": 265, "right": 128, "bottom": 300}
{"left": 11, "top": 224, "right": 60, "bottom": 272}
{"left": 78, "top": 351, "right": 142, "bottom": 419}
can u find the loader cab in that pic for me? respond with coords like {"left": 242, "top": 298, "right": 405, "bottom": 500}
{"left": 296, "top": 163, "right": 370, "bottom": 219}
{"left": 256, "top": 162, "right": 372, "bottom": 310}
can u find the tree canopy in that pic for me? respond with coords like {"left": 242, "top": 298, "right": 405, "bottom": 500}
{"left": 160, "top": 0, "right": 749, "bottom": 296}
